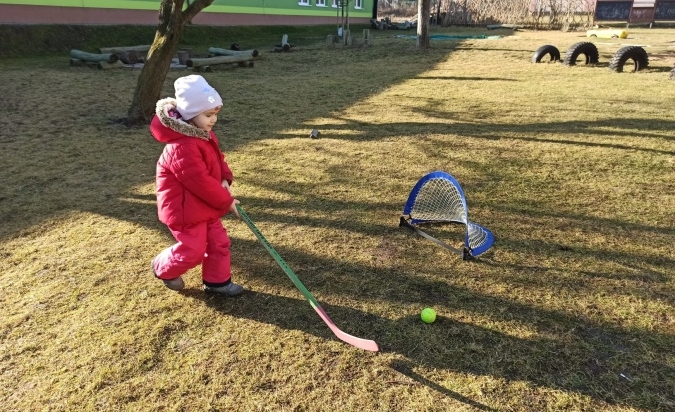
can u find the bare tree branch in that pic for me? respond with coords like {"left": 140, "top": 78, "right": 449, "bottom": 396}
{"left": 126, "top": 0, "right": 214, "bottom": 124}
{"left": 183, "top": 0, "right": 214, "bottom": 23}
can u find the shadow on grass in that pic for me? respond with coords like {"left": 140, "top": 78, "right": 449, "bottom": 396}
{"left": 275, "top": 116, "right": 675, "bottom": 155}
{"left": 229, "top": 193, "right": 675, "bottom": 278}
{"left": 100, "top": 189, "right": 673, "bottom": 309}
{"left": 414, "top": 76, "right": 518, "bottom": 81}
{"left": 176, "top": 253, "right": 674, "bottom": 411}
{"left": 2, "top": 35, "right": 673, "bottom": 411}
{"left": 2, "top": 60, "right": 674, "bottom": 242}
{"left": 455, "top": 47, "right": 541, "bottom": 53}
{"left": 390, "top": 360, "right": 499, "bottom": 412}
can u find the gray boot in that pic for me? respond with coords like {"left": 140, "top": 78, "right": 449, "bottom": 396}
{"left": 162, "top": 277, "right": 185, "bottom": 291}
{"left": 152, "top": 258, "right": 184, "bottom": 291}
{"left": 204, "top": 282, "right": 244, "bottom": 296}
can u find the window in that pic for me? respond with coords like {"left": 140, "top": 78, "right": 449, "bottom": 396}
{"left": 332, "top": 0, "right": 360, "bottom": 8}
{"left": 317, "top": 0, "right": 326, "bottom": 6}
{"left": 299, "top": 0, "right": 309, "bottom": 5}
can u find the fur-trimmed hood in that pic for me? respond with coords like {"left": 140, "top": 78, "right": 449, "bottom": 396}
{"left": 153, "top": 97, "right": 211, "bottom": 142}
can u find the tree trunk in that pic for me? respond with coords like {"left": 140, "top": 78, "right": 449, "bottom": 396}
{"left": 417, "top": 0, "right": 431, "bottom": 49}
{"left": 126, "top": 0, "right": 214, "bottom": 125}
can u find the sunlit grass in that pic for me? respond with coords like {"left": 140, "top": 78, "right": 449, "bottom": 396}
{"left": 1, "top": 26, "right": 674, "bottom": 411}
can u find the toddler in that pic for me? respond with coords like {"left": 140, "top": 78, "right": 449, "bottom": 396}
{"left": 150, "top": 75, "right": 243, "bottom": 296}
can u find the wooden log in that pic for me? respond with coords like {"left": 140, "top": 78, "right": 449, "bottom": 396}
{"left": 237, "top": 61, "right": 255, "bottom": 68}
{"left": 208, "top": 47, "right": 259, "bottom": 58}
{"left": 98, "top": 45, "right": 151, "bottom": 54}
{"left": 70, "top": 59, "right": 98, "bottom": 68}
{"left": 186, "top": 55, "right": 253, "bottom": 68}
{"left": 177, "top": 50, "right": 190, "bottom": 65}
{"left": 193, "top": 66, "right": 212, "bottom": 72}
{"left": 341, "top": 30, "right": 351, "bottom": 46}
{"left": 97, "top": 60, "right": 125, "bottom": 70}
{"left": 273, "top": 34, "right": 292, "bottom": 52}
{"left": 70, "top": 49, "right": 119, "bottom": 63}
{"left": 363, "top": 29, "right": 373, "bottom": 46}
{"left": 117, "top": 50, "right": 141, "bottom": 64}
{"left": 273, "top": 44, "right": 292, "bottom": 53}
{"left": 486, "top": 24, "right": 522, "bottom": 30}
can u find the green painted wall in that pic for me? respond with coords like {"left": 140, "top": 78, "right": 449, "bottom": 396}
{"left": 0, "top": 0, "right": 373, "bottom": 18}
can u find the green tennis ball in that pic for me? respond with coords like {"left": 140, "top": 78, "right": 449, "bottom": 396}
{"left": 421, "top": 307, "right": 436, "bottom": 324}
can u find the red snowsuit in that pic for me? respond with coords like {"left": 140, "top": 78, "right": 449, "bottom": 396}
{"left": 150, "top": 98, "right": 235, "bottom": 287}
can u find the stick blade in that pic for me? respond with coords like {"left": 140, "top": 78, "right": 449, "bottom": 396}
{"left": 312, "top": 305, "right": 379, "bottom": 352}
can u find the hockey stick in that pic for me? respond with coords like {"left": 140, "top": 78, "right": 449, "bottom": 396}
{"left": 236, "top": 205, "right": 379, "bottom": 352}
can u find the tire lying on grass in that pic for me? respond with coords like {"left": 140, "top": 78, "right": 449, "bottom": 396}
{"left": 532, "top": 44, "right": 560, "bottom": 63}
{"left": 609, "top": 46, "right": 649, "bottom": 73}
{"left": 563, "top": 42, "right": 600, "bottom": 66}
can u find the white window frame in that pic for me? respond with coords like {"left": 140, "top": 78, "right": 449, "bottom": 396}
{"left": 333, "top": 0, "right": 361, "bottom": 8}
{"left": 298, "top": 0, "right": 310, "bottom": 6}
{"left": 316, "top": 0, "right": 326, "bottom": 6}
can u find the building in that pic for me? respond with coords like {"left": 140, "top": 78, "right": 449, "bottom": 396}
{"left": 0, "top": 0, "right": 376, "bottom": 26}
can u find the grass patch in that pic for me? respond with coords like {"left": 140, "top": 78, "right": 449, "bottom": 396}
{"left": 1, "top": 26, "right": 674, "bottom": 411}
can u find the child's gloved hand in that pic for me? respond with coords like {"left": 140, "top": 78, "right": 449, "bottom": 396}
{"left": 229, "top": 199, "right": 241, "bottom": 218}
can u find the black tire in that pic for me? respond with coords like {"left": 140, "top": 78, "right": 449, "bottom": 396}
{"left": 563, "top": 42, "right": 600, "bottom": 66}
{"left": 532, "top": 44, "right": 560, "bottom": 63}
{"left": 609, "top": 46, "right": 649, "bottom": 73}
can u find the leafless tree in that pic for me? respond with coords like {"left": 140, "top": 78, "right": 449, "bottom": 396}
{"left": 126, "top": 0, "right": 214, "bottom": 125}
{"left": 417, "top": 0, "right": 432, "bottom": 48}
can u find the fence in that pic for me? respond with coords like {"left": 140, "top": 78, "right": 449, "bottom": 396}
{"left": 377, "top": 0, "right": 599, "bottom": 29}
{"left": 439, "top": 0, "right": 597, "bottom": 29}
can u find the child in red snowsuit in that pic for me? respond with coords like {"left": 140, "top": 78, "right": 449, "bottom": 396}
{"left": 150, "top": 75, "right": 243, "bottom": 296}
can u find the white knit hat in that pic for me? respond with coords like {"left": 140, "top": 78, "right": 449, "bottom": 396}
{"left": 174, "top": 75, "right": 223, "bottom": 120}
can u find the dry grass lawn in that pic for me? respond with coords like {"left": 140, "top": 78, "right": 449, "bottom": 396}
{"left": 1, "top": 26, "right": 674, "bottom": 411}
